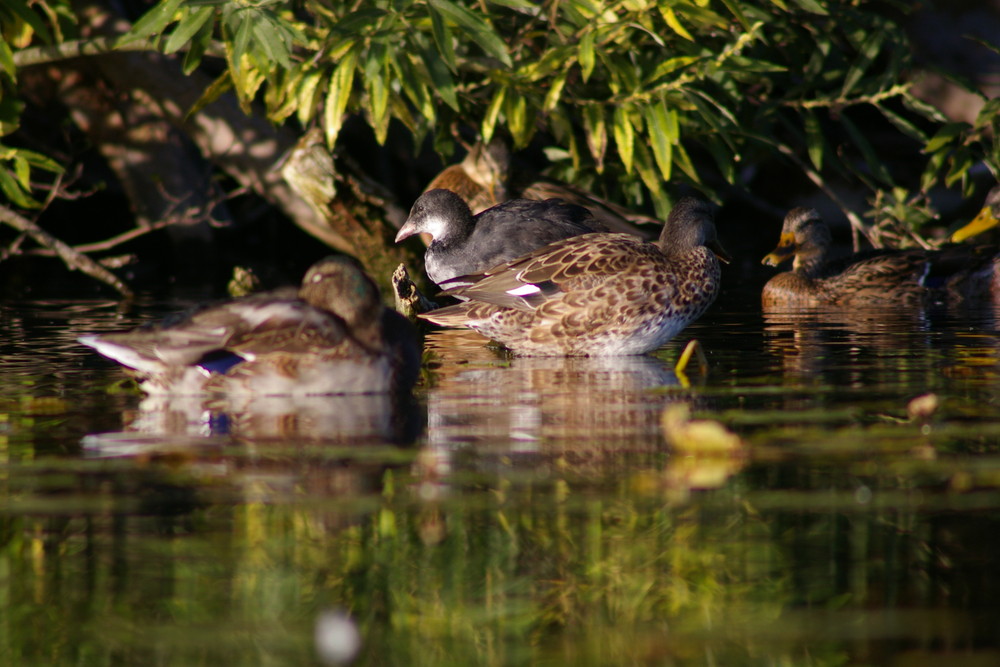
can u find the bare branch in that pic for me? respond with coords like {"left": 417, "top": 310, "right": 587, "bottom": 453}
{"left": 0, "top": 204, "right": 134, "bottom": 299}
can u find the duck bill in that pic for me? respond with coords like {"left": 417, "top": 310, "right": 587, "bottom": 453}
{"left": 394, "top": 221, "right": 417, "bottom": 243}
{"left": 951, "top": 205, "right": 1000, "bottom": 243}
{"left": 761, "top": 233, "right": 796, "bottom": 267}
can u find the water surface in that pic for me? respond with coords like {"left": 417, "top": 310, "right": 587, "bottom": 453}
{"left": 2, "top": 296, "right": 1000, "bottom": 665}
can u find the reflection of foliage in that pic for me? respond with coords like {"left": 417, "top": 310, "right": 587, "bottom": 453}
{"left": 3, "top": 0, "right": 997, "bottom": 234}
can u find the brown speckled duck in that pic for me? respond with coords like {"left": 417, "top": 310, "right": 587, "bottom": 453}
{"left": 761, "top": 207, "right": 997, "bottom": 307}
{"left": 80, "top": 257, "right": 420, "bottom": 395}
{"left": 419, "top": 197, "right": 727, "bottom": 356}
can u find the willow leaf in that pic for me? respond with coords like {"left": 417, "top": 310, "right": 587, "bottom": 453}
{"left": 324, "top": 47, "right": 359, "bottom": 147}
{"left": 182, "top": 8, "right": 216, "bottom": 74}
{"left": 543, "top": 69, "right": 568, "bottom": 112}
{"left": 296, "top": 69, "right": 324, "bottom": 126}
{"left": 578, "top": 29, "right": 595, "bottom": 82}
{"left": 613, "top": 105, "right": 635, "bottom": 174}
{"left": 645, "top": 100, "right": 674, "bottom": 181}
{"left": 0, "top": 38, "right": 15, "bottom": 80}
{"left": 4, "top": 0, "right": 53, "bottom": 45}
{"left": 632, "top": 142, "right": 664, "bottom": 199}
{"left": 123, "top": 0, "right": 184, "bottom": 43}
{"left": 789, "top": 0, "right": 829, "bottom": 14}
{"left": 482, "top": 86, "right": 507, "bottom": 145}
{"left": 420, "top": 47, "right": 458, "bottom": 111}
{"left": 583, "top": 105, "right": 607, "bottom": 172}
{"left": 0, "top": 168, "right": 38, "bottom": 209}
{"left": 252, "top": 17, "right": 292, "bottom": 68}
{"left": 945, "top": 148, "right": 974, "bottom": 188}
{"left": 428, "top": 7, "right": 457, "bottom": 73}
{"left": 840, "top": 29, "right": 885, "bottom": 99}
{"left": 506, "top": 91, "right": 531, "bottom": 147}
{"left": 803, "top": 110, "right": 824, "bottom": 171}
{"left": 923, "top": 121, "right": 968, "bottom": 154}
{"left": 659, "top": 6, "right": 693, "bottom": 41}
{"left": 17, "top": 149, "right": 62, "bottom": 173}
{"left": 164, "top": 5, "right": 215, "bottom": 54}
{"left": 428, "top": 0, "right": 511, "bottom": 67}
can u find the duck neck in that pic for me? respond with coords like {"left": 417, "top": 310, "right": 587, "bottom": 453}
{"left": 793, "top": 244, "right": 830, "bottom": 277}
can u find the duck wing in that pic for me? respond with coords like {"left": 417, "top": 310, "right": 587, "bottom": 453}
{"left": 440, "top": 233, "right": 651, "bottom": 311}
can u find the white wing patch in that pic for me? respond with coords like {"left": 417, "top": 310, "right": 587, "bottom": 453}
{"left": 506, "top": 283, "right": 541, "bottom": 297}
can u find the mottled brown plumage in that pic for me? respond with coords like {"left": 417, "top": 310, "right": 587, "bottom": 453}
{"left": 80, "top": 257, "right": 420, "bottom": 395}
{"left": 420, "top": 197, "right": 726, "bottom": 356}
{"left": 761, "top": 207, "right": 998, "bottom": 307}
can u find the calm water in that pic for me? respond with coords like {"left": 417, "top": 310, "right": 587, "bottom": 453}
{"left": 3, "top": 293, "right": 1000, "bottom": 665}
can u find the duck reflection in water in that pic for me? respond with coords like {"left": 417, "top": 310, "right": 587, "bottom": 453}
{"left": 80, "top": 255, "right": 424, "bottom": 451}
{"left": 421, "top": 329, "right": 679, "bottom": 457}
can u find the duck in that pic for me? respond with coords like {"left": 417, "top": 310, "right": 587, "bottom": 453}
{"left": 423, "top": 137, "right": 658, "bottom": 238}
{"left": 395, "top": 188, "right": 602, "bottom": 285}
{"left": 951, "top": 185, "right": 1000, "bottom": 242}
{"left": 418, "top": 197, "right": 728, "bottom": 356}
{"left": 79, "top": 256, "right": 421, "bottom": 396}
{"left": 760, "top": 207, "right": 996, "bottom": 307}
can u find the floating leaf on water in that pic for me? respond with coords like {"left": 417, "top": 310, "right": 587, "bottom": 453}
{"left": 661, "top": 403, "right": 745, "bottom": 456}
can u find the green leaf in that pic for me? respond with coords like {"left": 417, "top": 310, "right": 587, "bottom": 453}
{"left": 945, "top": 147, "right": 974, "bottom": 188}
{"left": 660, "top": 6, "right": 693, "bottom": 41}
{"left": 393, "top": 54, "right": 434, "bottom": 123}
{"left": 583, "top": 105, "right": 606, "bottom": 172}
{"left": 4, "top": 0, "right": 53, "bottom": 45}
{"left": 12, "top": 155, "right": 29, "bottom": 189}
{"left": 0, "top": 168, "right": 39, "bottom": 209}
{"left": 645, "top": 100, "right": 675, "bottom": 181}
{"left": 578, "top": 29, "right": 595, "bottom": 82}
{"left": 612, "top": 105, "right": 635, "bottom": 174}
{"left": 296, "top": 69, "right": 325, "bottom": 126}
{"left": 428, "top": 0, "right": 511, "bottom": 68}
{"left": 164, "top": 5, "right": 215, "bottom": 54}
{"left": 481, "top": 86, "right": 507, "bottom": 145}
{"left": 878, "top": 104, "right": 928, "bottom": 144}
{"left": 671, "top": 142, "right": 699, "bottom": 182}
{"left": 230, "top": 8, "right": 255, "bottom": 70}
{"left": 122, "top": 0, "right": 185, "bottom": 44}
{"left": 182, "top": 6, "right": 217, "bottom": 75}
{"left": 420, "top": 48, "right": 458, "bottom": 111}
{"left": 717, "top": 0, "right": 751, "bottom": 33}
{"left": 252, "top": 16, "right": 292, "bottom": 69}
{"left": 543, "top": 69, "right": 568, "bottom": 112}
{"left": 428, "top": 7, "right": 458, "bottom": 73}
{"left": 0, "top": 38, "right": 15, "bottom": 81}
{"left": 974, "top": 98, "right": 1000, "bottom": 130}
{"left": 185, "top": 71, "right": 233, "bottom": 119}
{"left": 923, "top": 121, "right": 968, "bottom": 154}
{"left": 803, "top": 110, "right": 824, "bottom": 171}
{"left": 324, "top": 46, "right": 359, "bottom": 147}
{"left": 645, "top": 56, "right": 700, "bottom": 85}
{"left": 506, "top": 92, "right": 530, "bottom": 147}
{"left": 840, "top": 29, "right": 885, "bottom": 99}
{"left": 788, "top": 0, "right": 829, "bottom": 14}
{"left": 16, "top": 149, "right": 62, "bottom": 173}
{"left": 365, "top": 44, "right": 391, "bottom": 142}
{"left": 920, "top": 144, "right": 948, "bottom": 192}
{"left": 632, "top": 142, "right": 663, "bottom": 199}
